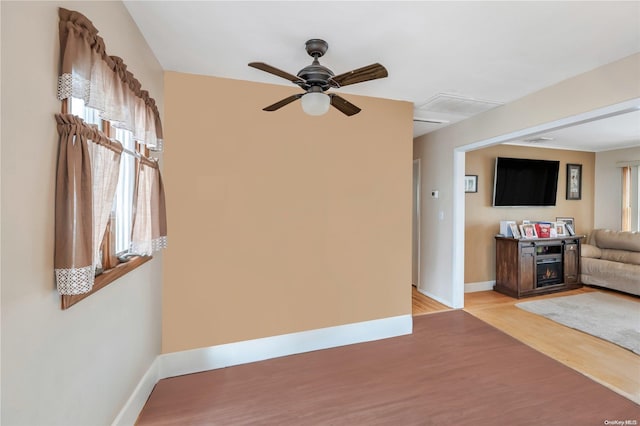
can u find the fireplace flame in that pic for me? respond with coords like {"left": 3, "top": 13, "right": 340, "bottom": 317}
{"left": 544, "top": 268, "right": 556, "bottom": 279}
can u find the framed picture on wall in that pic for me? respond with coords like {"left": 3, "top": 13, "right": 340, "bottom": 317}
{"left": 566, "top": 164, "right": 582, "bottom": 200}
{"left": 464, "top": 175, "right": 478, "bottom": 193}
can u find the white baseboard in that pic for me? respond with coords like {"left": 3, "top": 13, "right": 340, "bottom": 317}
{"left": 159, "top": 314, "right": 412, "bottom": 378}
{"left": 416, "top": 287, "right": 453, "bottom": 307}
{"left": 464, "top": 280, "right": 495, "bottom": 293}
{"left": 113, "top": 314, "right": 413, "bottom": 425}
{"left": 111, "top": 357, "right": 161, "bottom": 426}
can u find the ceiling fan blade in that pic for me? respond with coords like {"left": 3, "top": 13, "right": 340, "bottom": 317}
{"left": 329, "top": 94, "right": 361, "bottom": 116}
{"left": 248, "top": 62, "right": 304, "bottom": 84}
{"left": 332, "top": 63, "right": 388, "bottom": 87}
{"left": 263, "top": 94, "right": 303, "bottom": 111}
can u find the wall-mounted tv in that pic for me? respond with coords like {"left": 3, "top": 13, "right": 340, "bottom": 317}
{"left": 492, "top": 157, "right": 560, "bottom": 207}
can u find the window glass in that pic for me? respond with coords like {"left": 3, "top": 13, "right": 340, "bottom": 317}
{"left": 113, "top": 127, "right": 136, "bottom": 255}
{"left": 633, "top": 166, "right": 640, "bottom": 232}
{"left": 69, "top": 98, "right": 102, "bottom": 130}
{"left": 621, "top": 165, "right": 639, "bottom": 232}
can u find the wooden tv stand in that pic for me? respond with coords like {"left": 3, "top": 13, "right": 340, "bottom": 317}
{"left": 494, "top": 235, "right": 584, "bottom": 298}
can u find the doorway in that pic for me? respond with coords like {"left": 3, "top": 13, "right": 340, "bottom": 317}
{"left": 451, "top": 98, "right": 640, "bottom": 308}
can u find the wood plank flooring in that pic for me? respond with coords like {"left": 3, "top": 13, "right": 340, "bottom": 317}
{"left": 411, "top": 286, "right": 451, "bottom": 315}
{"left": 137, "top": 310, "right": 638, "bottom": 425}
{"left": 464, "top": 287, "right": 640, "bottom": 404}
{"left": 137, "top": 286, "right": 639, "bottom": 424}
{"left": 414, "top": 285, "right": 639, "bottom": 404}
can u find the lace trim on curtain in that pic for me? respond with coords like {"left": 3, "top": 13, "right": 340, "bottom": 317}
{"left": 130, "top": 236, "right": 168, "bottom": 256}
{"left": 57, "top": 73, "right": 90, "bottom": 102}
{"left": 55, "top": 265, "right": 95, "bottom": 295}
{"left": 153, "top": 236, "right": 168, "bottom": 252}
{"left": 149, "top": 139, "right": 163, "bottom": 152}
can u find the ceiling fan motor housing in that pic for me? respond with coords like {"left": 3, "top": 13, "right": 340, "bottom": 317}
{"left": 295, "top": 39, "right": 334, "bottom": 91}
{"left": 297, "top": 60, "right": 334, "bottom": 91}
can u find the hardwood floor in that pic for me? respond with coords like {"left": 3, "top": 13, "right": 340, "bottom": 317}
{"left": 411, "top": 285, "right": 451, "bottom": 315}
{"left": 463, "top": 286, "right": 640, "bottom": 404}
{"left": 137, "top": 286, "right": 638, "bottom": 424}
{"left": 412, "top": 287, "right": 640, "bottom": 404}
{"left": 413, "top": 284, "right": 639, "bottom": 404}
{"left": 137, "top": 310, "right": 638, "bottom": 425}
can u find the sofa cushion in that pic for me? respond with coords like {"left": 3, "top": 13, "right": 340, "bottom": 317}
{"left": 593, "top": 229, "right": 640, "bottom": 252}
{"left": 581, "top": 257, "right": 640, "bottom": 296}
{"left": 599, "top": 248, "right": 640, "bottom": 265}
{"left": 581, "top": 244, "right": 601, "bottom": 259}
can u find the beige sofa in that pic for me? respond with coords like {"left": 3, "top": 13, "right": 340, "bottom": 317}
{"left": 581, "top": 229, "right": 640, "bottom": 296}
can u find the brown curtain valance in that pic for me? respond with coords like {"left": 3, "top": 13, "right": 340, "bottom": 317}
{"left": 57, "top": 7, "right": 164, "bottom": 150}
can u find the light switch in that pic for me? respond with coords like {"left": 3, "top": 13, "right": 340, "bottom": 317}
{"left": 431, "top": 190, "right": 439, "bottom": 199}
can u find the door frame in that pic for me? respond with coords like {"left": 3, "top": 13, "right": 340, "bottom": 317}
{"left": 412, "top": 158, "right": 421, "bottom": 288}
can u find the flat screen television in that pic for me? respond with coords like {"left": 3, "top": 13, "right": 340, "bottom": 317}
{"left": 492, "top": 157, "right": 559, "bottom": 207}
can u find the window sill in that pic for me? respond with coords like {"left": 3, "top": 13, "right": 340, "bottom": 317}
{"left": 61, "top": 255, "right": 152, "bottom": 310}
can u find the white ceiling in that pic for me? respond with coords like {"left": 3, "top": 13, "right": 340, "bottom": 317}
{"left": 506, "top": 109, "right": 640, "bottom": 152}
{"left": 124, "top": 1, "right": 640, "bottom": 151}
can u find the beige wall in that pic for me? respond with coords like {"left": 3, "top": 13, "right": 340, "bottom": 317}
{"left": 464, "top": 145, "right": 595, "bottom": 284}
{"left": 414, "top": 53, "right": 640, "bottom": 307}
{"left": 1, "top": 2, "right": 164, "bottom": 425}
{"left": 163, "top": 72, "right": 414, "bottom": 353}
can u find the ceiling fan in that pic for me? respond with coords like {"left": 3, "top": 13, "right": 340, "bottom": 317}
{"left": 248, "top": 39, "right": 388, "bottom": 116}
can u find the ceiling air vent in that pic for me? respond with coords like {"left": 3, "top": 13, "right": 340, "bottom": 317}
{"left": 523, "top": 136, "right": 554, "bottom": 143}
{"left": 413, "top": 117, "right": 450, "bottom": 124}
{"left": 417, "top": 93, "right": 503, "bottom": 116}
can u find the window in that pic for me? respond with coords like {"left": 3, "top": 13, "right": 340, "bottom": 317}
{"left": 112, "top": 127, "right": 136, "bottom": 255}
{"left": 60, "top": 98, "right": 154, "bottom": 309}
{"left": 621, "top": 165, "right": 639, "bottom": 232}
{"left": 68, "top": 98, "right": 139, "bottom": 263}
{"left": 69, "top": 97, "right": 102, "bottom": 130}
{"left": 55, "top": 8, "right": 166, "bottom": 309}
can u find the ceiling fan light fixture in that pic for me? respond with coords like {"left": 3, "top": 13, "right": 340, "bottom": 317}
{"left": 301, "top": 92, "right": 330, "bottom": 116}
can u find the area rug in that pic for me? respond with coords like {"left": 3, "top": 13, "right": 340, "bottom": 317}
{"left": 516, "top": 292, "right": 640, "bottom": 355}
